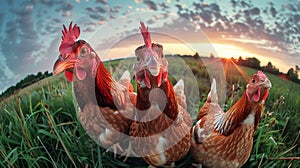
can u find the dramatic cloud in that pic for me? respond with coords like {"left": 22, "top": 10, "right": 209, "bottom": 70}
{"left": 174, "top": 0, "right": 300, "bottom": 59}
{"left": 143, "top": 0, "right": 158, "bottom": 11}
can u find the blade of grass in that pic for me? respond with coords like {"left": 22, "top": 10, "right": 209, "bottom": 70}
{"left": 37, "top": 136, "right": 57, "bottom": 168}
{"left": 97, "top": 146, "right": 102, "bottom": 168}
{"left": 281, "top": 117, "right": 289, "bottom": 136}
{"left": 0, "top": 149, "right": 14, "bottom": 168}
{"left": 268, "top": 157, "right": 300, "bottom": 160}
{"left": 3, "top": 147, "right": 18, "bottom": 166}
{"left": 292, "top": 131, "right": 300, "bottom": 147}
{"left": 257, "top": 153, "right": 265, "bottom": 168}
{"left": 45, "top": 109, "right": 77, "bottom": 168}
{"left": 276, "top": 145, "right": 297, "bottom": 158}
{"left": 255, "top": 127, "right": 263, "bottom": 158}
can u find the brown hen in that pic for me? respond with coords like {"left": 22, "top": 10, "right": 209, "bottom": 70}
{"left": 191, "top": 71, "right": 272, "bottom": 168}
{"left": 53, "top": 22, "right": 136, "bottom": 154}
{"left": 129, "top": 22, "right": 192, "bottom": 167}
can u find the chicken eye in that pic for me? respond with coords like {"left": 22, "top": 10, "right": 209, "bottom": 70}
{"left": 63, "top": 54, "right": 69, "bottom": 59}
{"left": 80, "top": 47, "right": 88, "bottom": 57}
{"left": 251, "top": 78, "right": 255, "bottom": 83}
{"left": 136, "top": 57, "right": 141, "bottom": 62}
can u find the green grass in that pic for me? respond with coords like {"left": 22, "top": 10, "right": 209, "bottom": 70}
{"left": 0, "top": 58, "right": 299, "bottom": 167}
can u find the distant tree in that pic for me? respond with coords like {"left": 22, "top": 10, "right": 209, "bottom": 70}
{"left": 210, "top": 53, "right": 215, "bottom": 59}
{"left": 229, "top": 57, "right": 236, "bottom": 63}
{"left": 287, "top": 68, "right": 299, "bottom": 83}
{"left": 0, "top": 70, "right": 55, "bottom": 99}
{"left": 295, "top": 65, "right": 299, "bottom": 77}
{"left": 246, "top": 57, "right": 261, "bottom": 69}
{"left": 266, "top": 62, "right": 273, "bottom": 71}
{"left": 194, "top": 52, "right": 200, "bottom": 59}
{"left": 263, "top": 61, "right": 279, "bottom": 75}
{"left": 237, "top": 56, "right": 244, "bottom": 65}
{"left": 44, "top": 71, "right": 50, "bottom": 77}
{"left": 37, "top": 72, "right": 42, "bottom": 76}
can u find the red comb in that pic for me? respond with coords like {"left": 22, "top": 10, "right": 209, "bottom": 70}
{"left": 59, "top": 22, "right": 80, "bottom": 56}
{"left": 139, "top": 22, "right": 152, "bottom": 48}
{"left": 257, "top": 70, "right": 267, "bottom": 79}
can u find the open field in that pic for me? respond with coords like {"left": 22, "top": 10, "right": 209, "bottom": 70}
{"left": 0, "top": 57, "right": 299, "bottom": 167}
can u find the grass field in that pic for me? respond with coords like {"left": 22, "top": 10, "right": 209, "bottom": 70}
{"left": 0, "top": 57, "right": 299, "bottom": 167}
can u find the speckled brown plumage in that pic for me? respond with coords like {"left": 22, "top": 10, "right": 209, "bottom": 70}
{"left": 53, "top": 22, "right": 136, "bottom": 151}
{"left": 191, "top": 72, "right": 271, "bottom": 168}
{"left": 130, "top": 79, "right": 191, "bottom": 167}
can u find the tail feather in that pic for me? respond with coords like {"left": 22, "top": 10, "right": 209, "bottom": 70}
{"left": 207, "top": 78, "right": 218, "bottom": 103}
{"left": 120, "top": 70, "right": 131, "bottom": 81}
{"left": 174, "top": 79, "right": 186, "bottom": 110}
{"left": 118, "top": 70, "right": 134, "bottom": 92}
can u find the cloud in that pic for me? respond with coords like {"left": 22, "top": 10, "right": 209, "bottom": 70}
{"left": 171, "top": 0, "right": 299, "bottom": 64}
{"left": 175, "top": 4, "right": 183, "bottom": 11}
{"left": 282, "top": 4, "right": 297, "bottom": 12}
{"left": 143, "top": 0, "right": 158, "bottom": 11}
{"left": 210, "top": 3, "right": 220, "bottom": 12}
{"left": 96, "top": 6, "right": 107, "bottom": 13}
{"left": 0, "top": 3, "right": 46, "bottom": 78}
{"left": 108, "top": 5, "right": 121, "bottom": 13}
{"left": 55, "top": 1, "right": 74, "bottom": 17}
{"left": 40, "top": 0, "right": 54, "bottom": 7}
{"left": 160, "top": 3, "right": 169, "bottom": 10}
{"left": 232, "top": 22, "right": 249, "bottom": 33}
{"left": 249, "top": 7, "right": 260, "bottom": 15}
{"left": 85, "top": 6, "right": 107, "bottom": 21}
{"left": 240, "top": 1, "right": 250, "bottom": 8}
{"left": 146, "top": 19, "right": 155, "bottom": 25}
{"left": 231, "top": 0, "right": 237, "bottom": 8}
{"left": 95, "top": 0, "right": 107, "bottom": 5}
{"left": 58, "top": 2, "right": 74, "bottom": 11}
{"left": 270, "top": 7, "right": 277, "bottom": 17}
{"left": 6, "top": 0, "right": 13, "bottom": 5}
{"left": 0, "top": 13, "right": 4, "bottom": 32}
{"left": 88, "top": 13, "right": 105, "bottom": 20}
{"left": 86, "top": 7, "right": 97, "bottom": 12}
{"left": 201, "top": 11, "right": 213, "bottom": 24}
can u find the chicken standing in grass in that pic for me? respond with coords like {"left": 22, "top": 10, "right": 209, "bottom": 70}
{"left": 129, "top": 22, "right": 192, "bottom": 167}
{"left": 53, "top": 22, "right": 136, "bottom": 154}
{"left": 191, "top": 71, "right": 272, "bottom": 168}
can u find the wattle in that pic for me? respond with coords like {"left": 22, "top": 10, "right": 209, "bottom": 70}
{"left": 65, "top": 70, "right": 74, "bottom": 82}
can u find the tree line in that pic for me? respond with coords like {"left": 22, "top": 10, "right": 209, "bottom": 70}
{"left": 226, "top": 56, "right": 300, "bottom": 84}
{"left": 0, "top": 71, "right": 53, "bottom": 101}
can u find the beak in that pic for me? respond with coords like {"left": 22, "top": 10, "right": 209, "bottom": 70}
{"left": 53, "top": 56, "right": 76, "bottom": 76}
{"left": 259, "top": 78, "right": 272, "bottom": 89}
{"left": 146, "top": 55, "right": 160, "bottom": 76}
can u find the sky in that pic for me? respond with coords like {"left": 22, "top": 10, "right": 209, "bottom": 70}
{"left": 0, "top": 0, "right": 299, "bottom": 93}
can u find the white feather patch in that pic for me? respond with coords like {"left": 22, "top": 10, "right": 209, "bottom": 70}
{"left": 156, "top": 136, "right": 167, "bottom": 164}
{"left": 99, "top": 128, "right": 112, "bottom": 144}
{"left": 214, "top": 110, "right": 235, "bottom": 134}
{"left": 120, "top": 70, "right": 131, "bottom": 80}
{"left": 207, "top": 78, "right": 218, "bottom": 103}
{"left": 243, "top": 113, "right": 255, "bottom": 124}
{"left": 197, "top": 127, "right": 205, "bottom": 139}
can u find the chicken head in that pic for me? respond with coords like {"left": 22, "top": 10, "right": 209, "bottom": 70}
{"left": 134, "top": 22, "right": 168, "bottom": 88}
{"left": 53, "top": 22, "right": 99, "bottom": 82}
{"left": 246, "top": 71, "right": 272, "bottom": 102}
